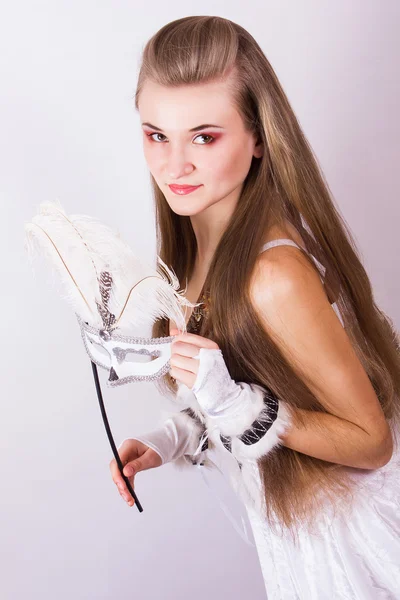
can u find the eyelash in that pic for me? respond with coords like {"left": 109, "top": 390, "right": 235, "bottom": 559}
{"left": 145, "top": 132, "right": 215, "bottom": 145}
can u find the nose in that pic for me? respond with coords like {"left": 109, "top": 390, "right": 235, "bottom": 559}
{"left": 167, "top": 148, "right": 194, "bottom": 181}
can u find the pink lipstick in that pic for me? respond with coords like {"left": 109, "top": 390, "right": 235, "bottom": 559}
{"left": 168, "top": 184, "right": 202, "bottom": 195}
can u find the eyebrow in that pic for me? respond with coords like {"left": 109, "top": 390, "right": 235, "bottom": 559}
{"left": 141, "top": 122, "right": 224, "bottom": 133}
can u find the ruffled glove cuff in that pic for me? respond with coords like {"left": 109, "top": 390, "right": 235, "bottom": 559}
{"left": 191, "top": 348, "right": 292, "bottom": 461}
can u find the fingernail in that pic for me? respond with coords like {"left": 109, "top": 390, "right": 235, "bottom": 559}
{"left": 124, "top": 467, "right": 133, "bottom": 476}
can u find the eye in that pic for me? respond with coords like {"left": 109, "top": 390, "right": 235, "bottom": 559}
{"left": 147, "top": 132, "right": 167, "bottom": 143}
{"left": 145, "top": 132, "right": 215, "bottom": 145}
{"left": 193, "top": 134, "right": 215, "bottom": 145}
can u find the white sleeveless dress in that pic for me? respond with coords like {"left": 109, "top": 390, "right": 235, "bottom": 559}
{"left": 242, "top": 239, "right": 400, "bottom": 599}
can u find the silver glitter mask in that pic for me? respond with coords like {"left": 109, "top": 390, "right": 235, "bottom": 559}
{"left": 78, "top": 315, "right": 174, "bottom": 386}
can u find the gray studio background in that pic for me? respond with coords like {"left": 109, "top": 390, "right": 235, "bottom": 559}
{"left": 1, "top": 2, "right": 399, "bottom": 599}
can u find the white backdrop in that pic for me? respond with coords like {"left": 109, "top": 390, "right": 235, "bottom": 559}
{"left": 1, "top": 2, "right": 399, "bottom": 599}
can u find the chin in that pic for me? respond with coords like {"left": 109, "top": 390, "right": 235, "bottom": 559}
{"left": 167, "top": 198, "right": 208, "bottom": 217}
{"left": 170, "top": 205, "right": 204, "bottom": 217}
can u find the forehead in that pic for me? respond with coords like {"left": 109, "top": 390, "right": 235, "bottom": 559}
{"left": 138, "top": 78, "right": 241, "bottom": 130}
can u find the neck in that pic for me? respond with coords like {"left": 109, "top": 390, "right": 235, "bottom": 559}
{"left": 190, "top": 187, "right": 241, "bottom": 265}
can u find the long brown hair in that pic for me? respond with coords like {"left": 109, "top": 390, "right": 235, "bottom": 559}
{"left": 134, "top": 16, "right": 400, "bottom": 531}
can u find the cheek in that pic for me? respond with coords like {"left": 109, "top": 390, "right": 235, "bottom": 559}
{"left": 142, "top": 137, "right": 168, "bottom": 176}
{"left": 142, "top": 142, "right": 160, "bottom": 172}
{"left": 210, "top": 142, "right": 253, "bottom": 185}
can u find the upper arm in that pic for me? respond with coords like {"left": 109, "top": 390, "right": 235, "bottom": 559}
{"left": 249, "top": 246, "right": 389, "bottom": 440}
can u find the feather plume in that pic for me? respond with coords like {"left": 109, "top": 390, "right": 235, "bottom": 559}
{"left": 24, "top": 200, "right": 199, "bottom": 332}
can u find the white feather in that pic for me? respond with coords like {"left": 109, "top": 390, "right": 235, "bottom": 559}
{"left": 24, "top": 200, "right": 199, "bottom": 332}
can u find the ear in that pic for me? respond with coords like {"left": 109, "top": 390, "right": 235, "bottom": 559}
{"left": 253, "top": 143, "right": 264, "bottom": 158}
{"left": 252, "top": 133, "right": 264, "bottom": 158}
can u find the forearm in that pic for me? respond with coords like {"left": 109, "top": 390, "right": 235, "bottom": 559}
{"left": 187, "top": 348, "right": 393, "bottom": 470}
{"left": 132, "top": 410, "right": 207, "bottom": 466}
{"left": 279, "top": 408, "right": 393, "bottom": 469}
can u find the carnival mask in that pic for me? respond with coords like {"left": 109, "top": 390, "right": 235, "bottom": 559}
{"left": 24, "top": 201, "right": 199, "bottom": 511}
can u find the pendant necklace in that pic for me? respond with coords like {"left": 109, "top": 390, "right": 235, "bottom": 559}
{"left": 186, "top": 289, "right": 211, "bottom": 334}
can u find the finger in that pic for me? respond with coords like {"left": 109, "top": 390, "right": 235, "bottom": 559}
{"left": 170, "top": 353, "right": 199, "bottom": 374}
{"left": 109, "top": 457, "right": 125, "bottom": 483}
{"left": 119, "top": 456, "right": 150, "bottom": 504}
{"left": 119, "top": 477, "right": 135, "bottom": 506}
{"left": 112, "top": 462, "right": 136, "bottom": 504}
{"left": 122, "top": 453, "right": 155, "bottom": 477}
{"left": 110, "top": 453, "right": 134, "bottom": 490}
{"left": 171, "top": 340, "right": 206, "bottom": 357}
{"left": 111, "top": 461, "right": 132, "bottom": 495}
{"left": 110, "top": 444, "right": 131, "bottom": 481}
{"left": 121, "top": 451, "right": 159, "bottom": 483}
{"left": 171, "top": 332, "right": 219, "bottom": 350}
{"left": 169, "top": 365, "right": 196, "bottom": 389}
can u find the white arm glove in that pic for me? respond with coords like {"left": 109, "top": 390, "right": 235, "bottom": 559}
{"left": 131, "top": 409, "right": 208, "bottom": 467}
{"left": 191, "top": 348, "right": 292, "bottom": 461}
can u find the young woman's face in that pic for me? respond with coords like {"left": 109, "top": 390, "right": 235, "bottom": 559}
{"left": 138, "top": 78, "right": 263, "bottom": 216}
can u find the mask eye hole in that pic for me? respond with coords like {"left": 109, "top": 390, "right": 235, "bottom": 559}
{"left": 123, "top": 353, "right": 160, "bottom": 364}
{"left": 113, "top": 348, "right": 161, "bottom": 364}
{"left": 88, "top": 339, "right": 110, "bottom": 360}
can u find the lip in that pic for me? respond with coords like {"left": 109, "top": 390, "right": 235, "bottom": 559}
{"left": 168, "top": 184, "right": 202, "bottom": 195}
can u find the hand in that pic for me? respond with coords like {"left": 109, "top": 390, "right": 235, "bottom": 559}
{"left": 170, "top": 332, "right": 291, "bottom": 463}
{"left": 169, "top": 327, "right": 220, "bottom": 389}
{"left": 109, "top": 439, "right": 162, "bottom": 507}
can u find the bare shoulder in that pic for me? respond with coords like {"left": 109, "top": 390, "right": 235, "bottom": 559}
{"left": 251, "top": 220, "right": 321, "bottom": 309}
{"left": 249, "top": 225, "right": 337, "bottom": 353}
{"left": 250, "top": 241, "right": 325, "bottom": 318}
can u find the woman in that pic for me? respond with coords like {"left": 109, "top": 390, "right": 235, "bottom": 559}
{"left": 110, "top": 16, "right": 400, "bottom": 598}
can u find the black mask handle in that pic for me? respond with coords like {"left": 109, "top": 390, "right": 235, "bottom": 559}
{"left": 91, "top": 361, "right": 143, "bottom": 512}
